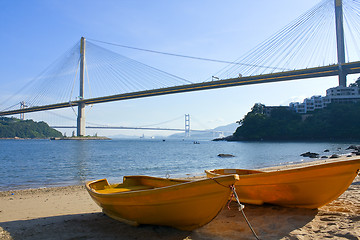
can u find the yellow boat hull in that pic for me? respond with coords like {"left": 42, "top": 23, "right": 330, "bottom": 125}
{"left": 205, "top": 158, "right": 360, "bottom": 209}
{"left": 86, "top": 174, "right": 238, "bottom": 230}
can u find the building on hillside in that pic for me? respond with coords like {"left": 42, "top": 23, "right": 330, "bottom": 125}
{"left": 326, "top": 85, "right": 360, "bottom": 103}
{"left": 289, "top": 79, "right": 360, "bottom": 114}
{"left": 289, "top": 95, "right": 330, "bottom": 114}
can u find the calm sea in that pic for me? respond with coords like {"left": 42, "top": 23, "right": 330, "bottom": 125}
{"left": 0, "top": 139, "right": 358, "bottom": 191}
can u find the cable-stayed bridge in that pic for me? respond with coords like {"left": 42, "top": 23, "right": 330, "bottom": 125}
{"left": 1, "top": 0, "right": 360, "bottom": 136}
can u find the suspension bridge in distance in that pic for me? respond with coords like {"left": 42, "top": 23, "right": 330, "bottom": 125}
{"left": 1, "top": 0, "right": 360, "bottom": 137}
{"left": 50, "top": 114, "right": 233, "bottom": 137}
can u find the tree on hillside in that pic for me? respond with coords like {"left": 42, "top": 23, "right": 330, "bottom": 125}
{"left": 231, "top": 102, "right": 360, "bottom": 141}
{"left": 0, "top": 117, "right": 63, "bottom": 138}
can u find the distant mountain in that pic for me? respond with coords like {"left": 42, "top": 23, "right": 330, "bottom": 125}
{"left": 168, "top": 122, "right": 238, "bottom": 140}
{"left": 0, "top": 117, "right": 63, "bottom": 139}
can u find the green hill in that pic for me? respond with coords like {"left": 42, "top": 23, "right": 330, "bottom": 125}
{"left": 225, "top": 102, "right": 360, "bottom": 141}
{"left": 0, "top": 117, "right": 63, "bottom": 139}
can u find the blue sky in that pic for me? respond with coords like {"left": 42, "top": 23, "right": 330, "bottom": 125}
{"left": 1, "top": 0, "right": 358, "bottom": 137}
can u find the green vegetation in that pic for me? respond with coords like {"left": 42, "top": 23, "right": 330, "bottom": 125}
{"left": 0, "top": 117, "right": 63, "bottom": 139}
{"left": 228, "top": 102, "right": 360, "bottom": 141}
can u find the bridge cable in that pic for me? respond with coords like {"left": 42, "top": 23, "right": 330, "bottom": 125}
{"left": 0, "top": 42, "right": 79, "bottom": 111}
{"left": 214, "top": 0, "right": 336, "bottom": 79}
{"left": 84, "top": 57, "right": 95, "bottom": 115}
{"left": 138, "top": 115, "right": 184, "bottom": 128}
{"left": 69, "top": 58, "right": 80, "bottom": 117}
{"left": 87, "top": 38, "right": 291, "bottom": 72}
{"left": 84, "top": 41, "right": 194, "bottom": 97}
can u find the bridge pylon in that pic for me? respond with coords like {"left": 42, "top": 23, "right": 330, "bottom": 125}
{"left": 77, "top": 37, "right": 86, "bottom": 136}
{"left": 20, "top": 101, "right": 27, "bottom": 120}
{"left": 335, "top": 0, "right": 347, "bottom": 87}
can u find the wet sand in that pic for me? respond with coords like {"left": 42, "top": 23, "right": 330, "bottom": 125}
{"left": 0, "top": 158, "right": 359, "bottom": 240}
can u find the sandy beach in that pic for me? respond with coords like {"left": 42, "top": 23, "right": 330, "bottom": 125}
{"left": 0, "top": 158, "right": 359, "bottom": 240}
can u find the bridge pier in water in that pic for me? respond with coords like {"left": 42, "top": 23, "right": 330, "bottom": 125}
{"left": 77, "top": 37, "right": 86, "bottom": 136}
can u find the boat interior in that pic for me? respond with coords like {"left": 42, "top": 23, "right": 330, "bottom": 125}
{"left": 87, "top": 176, "right": 189, "bottom": 194}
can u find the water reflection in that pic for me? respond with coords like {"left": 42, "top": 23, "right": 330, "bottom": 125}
{"left": 72, "top": 141, "right": 90, "bottom": 184}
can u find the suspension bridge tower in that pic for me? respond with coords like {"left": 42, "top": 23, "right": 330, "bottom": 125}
{"left": 335, "top": 0, "right": 347, "bottom": 87}
{"left": 77, "top": 37, "right": 86, "bottom": 136}
{"left": 185, "top": 114, "right": 190, "bottom": 137}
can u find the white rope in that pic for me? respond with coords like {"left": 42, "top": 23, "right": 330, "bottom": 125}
{"left": 230, "top": 185, "right": 260, "bottom": 240}
{"left": 209, "top": 178, "right": 260, "bottom": 240}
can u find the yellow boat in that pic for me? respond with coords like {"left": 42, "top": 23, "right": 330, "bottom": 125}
{"left": 86, "top": 174, "right": 239, "bottom": 230}
{"left": 205, "top": 158, "right": 360, "bottom": 209}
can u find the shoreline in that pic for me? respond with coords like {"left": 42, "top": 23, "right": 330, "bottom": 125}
{"left": 1, "top": 158, "right": 359, "bottom": 239}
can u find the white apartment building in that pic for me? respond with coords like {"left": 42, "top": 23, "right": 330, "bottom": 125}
{"left": 289, "top": 80, "right": 360, "bottom": 114}
{"left": 326, "top": 85, "right": 360, "bottom": 103}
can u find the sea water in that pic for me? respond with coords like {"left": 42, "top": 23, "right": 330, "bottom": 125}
{"left": 0, "top": 139, "right": 358, "bottom": 191}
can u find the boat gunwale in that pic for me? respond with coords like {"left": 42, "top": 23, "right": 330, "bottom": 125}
{"left": 205, "top": 158, "right": 360, "bottom": 180}
{"left": 205, "top": 158, "right": 360, "bottom": 208}
{"left": 85, "top": 174, "right": 239, "bottom": 198}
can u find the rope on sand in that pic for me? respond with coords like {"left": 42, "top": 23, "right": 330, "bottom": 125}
{"left": 210, "top": 178, "right": 260, "bottom": 240}
{"left": 230, "top": 185, "right": 260, "bottom": 240}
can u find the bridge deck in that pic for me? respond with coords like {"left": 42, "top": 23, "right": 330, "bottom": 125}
{"left": 1, "top": 61, "right": 360, "bottom": 116}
